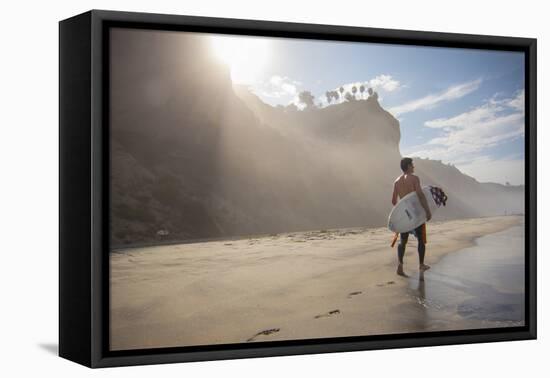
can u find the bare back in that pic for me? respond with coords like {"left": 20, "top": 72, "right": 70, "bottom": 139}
{"left": 394, "top": 174, "right": 418, "bottom": 199}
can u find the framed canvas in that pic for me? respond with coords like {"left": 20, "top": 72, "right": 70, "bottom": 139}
{"left": 59, "top": 9, "right": 537, "bottom": 368}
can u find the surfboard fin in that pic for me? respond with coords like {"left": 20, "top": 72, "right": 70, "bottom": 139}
{"left": 391, "top": 232, "right": 399, "bottom": 247}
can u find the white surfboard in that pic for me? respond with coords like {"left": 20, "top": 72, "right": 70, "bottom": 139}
{"left": 388, "top": 186, "right": 441, "bottom": 233}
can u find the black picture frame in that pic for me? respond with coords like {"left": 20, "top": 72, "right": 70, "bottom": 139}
{"left": 59, "top": 9, "right": 537, "bottom": 368}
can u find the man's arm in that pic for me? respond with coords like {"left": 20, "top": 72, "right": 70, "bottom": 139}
{"left": 414, "top": 176, "right": 432, "bottom": 221}
{"left": 391, "top": 181, "right": 398, "bottom": 206}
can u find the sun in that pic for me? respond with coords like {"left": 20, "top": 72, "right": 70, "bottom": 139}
{"left": 210, "top": 35, "right": 270, "bottom": 84}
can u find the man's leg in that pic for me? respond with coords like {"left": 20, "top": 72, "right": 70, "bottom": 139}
{"left": 397, "top": 232, "right": 409, "bottom": 275}
{"left": 415, "top": 224, "right": 430, "bottom": 271}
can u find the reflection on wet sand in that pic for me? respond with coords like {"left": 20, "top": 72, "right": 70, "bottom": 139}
{"left": 407, "top": 225, "right": 525, "bottom": 330}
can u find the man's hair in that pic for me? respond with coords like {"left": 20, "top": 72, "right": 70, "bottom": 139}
{"left": 400, "top": 157, "right": 413, "bottom": 172}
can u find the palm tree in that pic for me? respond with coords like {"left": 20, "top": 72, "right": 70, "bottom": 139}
{"left": 352, "top": 86, "right": 357, "bottom": 99}
{"left": 360, "top": 84, "right": 365, "bottom": 99}
{"left": 326, "top": 91, "right": 332, "bottom": 104}
{"left": 339, "top": 86, "right": 344, "bottom": 103}
{"left": 298, "top": 90, "right": 315, "bottom": 109}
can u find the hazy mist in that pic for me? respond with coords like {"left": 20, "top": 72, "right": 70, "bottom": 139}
{"left": 109, "top": 28, "right": 524, "bottom": 247}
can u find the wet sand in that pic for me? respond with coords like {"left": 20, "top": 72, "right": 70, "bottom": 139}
{"left": 407, "top": 223, "right": 525, "bottom": 331}
{"left": 109, "top": 215, "right": 524, "bottom": 351}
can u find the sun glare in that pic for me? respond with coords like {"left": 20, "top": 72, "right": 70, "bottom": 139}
{"left": 210, "top": 35, "right": 270, "bottom": 84}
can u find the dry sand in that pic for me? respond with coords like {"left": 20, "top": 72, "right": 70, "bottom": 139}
{"left": 110, "top": 215, "right": 523, "bottom": 351}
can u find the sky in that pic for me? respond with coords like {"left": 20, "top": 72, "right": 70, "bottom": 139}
{"left": 209, "top": 34, "right": 525, "bottom": 185}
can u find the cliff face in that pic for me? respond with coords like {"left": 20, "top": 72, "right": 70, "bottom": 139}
{"left": 110, "top": 29, "right": 524, "bottom": 247}
{"left": 110, "top": 28, "right": 254, "bottom": 245}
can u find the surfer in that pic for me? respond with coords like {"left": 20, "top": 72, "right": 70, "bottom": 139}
{"left": 391, "top": 157, "right": 432, "bottom": 275}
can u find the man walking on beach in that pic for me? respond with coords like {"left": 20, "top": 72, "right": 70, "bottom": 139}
{"left": 391, "top": 157, "right": 432, "bottom": 276}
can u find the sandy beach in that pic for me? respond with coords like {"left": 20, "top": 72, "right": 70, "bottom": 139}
{"left": 110, "top": 215, "right": 524, "bottom": 351}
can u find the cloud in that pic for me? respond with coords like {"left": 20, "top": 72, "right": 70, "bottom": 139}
{"left": 506, "top": 90, "right": 525, "bottom": 111}
{"left": 404, "top": 89, "right": 525, "bottom": 184}
{"left": 495, "top": 89, "right": 525, "bottom": 112}
{"left": 425, "top": 89, "right": 525, "bottom": 131}
{"left": 367, "top": 74, "right": 402, "bottom": 92}
{"left": 423, "top": 90, "right": 524, "bottom": 158}
{"left": 389, "top": 78, "right": 482, "bottom": 117}
{"left": 335, "top": 75, "right": 402, "bottom": 96}
{"left": 259, "top": 75, "right": 302, "bottom": 99}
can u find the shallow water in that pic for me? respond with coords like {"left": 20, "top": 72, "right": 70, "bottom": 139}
{"left": 407, "top": 223, "right": 525, "bottom": 330}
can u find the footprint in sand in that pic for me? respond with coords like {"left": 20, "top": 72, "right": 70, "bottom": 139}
{"left": 314, "top": 309, "right": 341, "bottom": 319}
{"left": 376, "top": 281, "right": 396, "bottom": 287}
{"left": 347, "top": 291, "right": 363, "bottom": 299}
{"left": 247, "top": 328, "right": 280, "bottom": 342}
